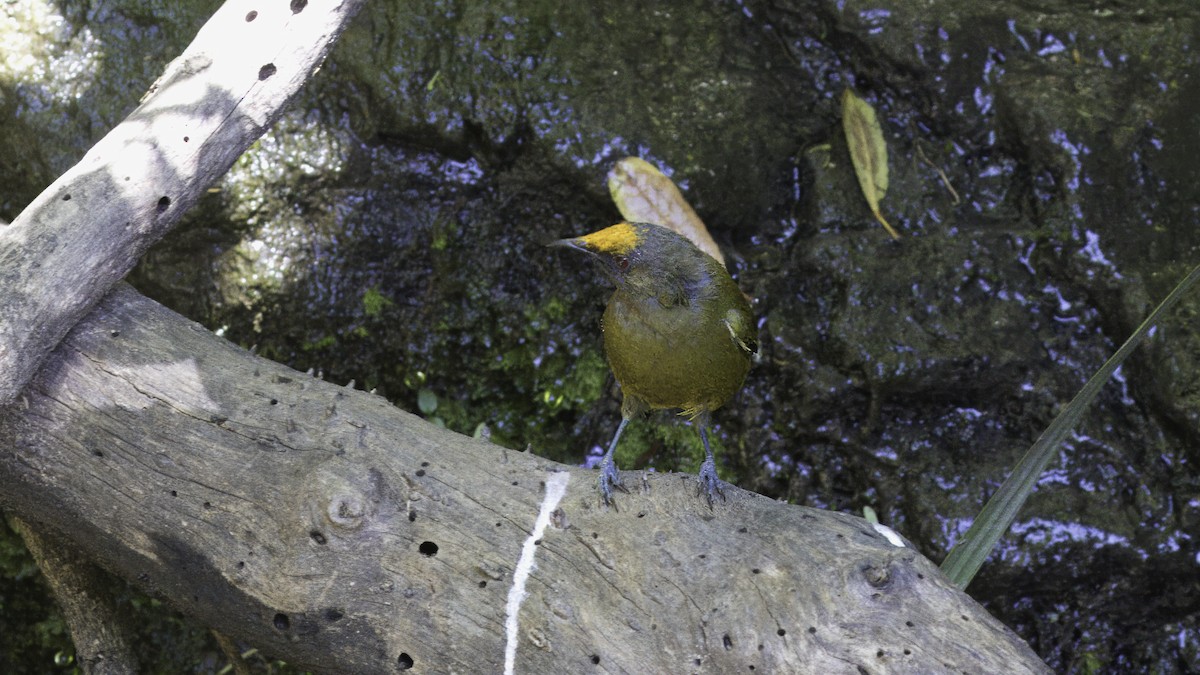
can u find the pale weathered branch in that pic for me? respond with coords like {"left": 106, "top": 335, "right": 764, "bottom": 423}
{"left": 0, "top": 0, "right": 367, "bottom": 404}
{"left": 0, "top": 285, "right": 1050, "bottom": 673}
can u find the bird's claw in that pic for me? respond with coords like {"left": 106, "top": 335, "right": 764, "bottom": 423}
{"left": 696, "top": 457, "right": 725, "bottom": 508}
{"left": 599, "top": 458, "right": 628, "bottom": 508}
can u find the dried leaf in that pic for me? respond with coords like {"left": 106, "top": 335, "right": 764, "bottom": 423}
{"left": 606, "top": 157, "right": 726, "bottom": 266}
{"left": 842, "top": 89, "right": 900, "bottom": 240}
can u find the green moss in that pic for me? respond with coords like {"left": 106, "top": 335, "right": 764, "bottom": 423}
{"left": 303, "top": 334, "right": 338, "bottom": 351}
{"left": 361, "top": 287, "right": 393, "bottom": 317}
{"left": 553, "top": 349, "right": 608, "bottom": 407}
{"left": 542, "top": 296, "right": 568, "bottom": 322}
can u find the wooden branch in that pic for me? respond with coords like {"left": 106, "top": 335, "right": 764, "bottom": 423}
{"left": 0, "top": 0, "right": 366, "bottom": 405}
{"left": 0, "top": 285, "right": 1050, "bottom": 673}
{"left": 10, "top": 515, "right": 138, "bottom": 674}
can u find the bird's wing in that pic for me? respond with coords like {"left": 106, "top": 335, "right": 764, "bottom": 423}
{"left": 722, "top": 308, "right": 759, "bottom": 358}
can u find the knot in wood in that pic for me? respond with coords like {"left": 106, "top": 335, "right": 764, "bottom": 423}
{"left": 862, "top": 562, "right": 892, "bottom": 588}
{"left": 326, "top": 492, "right": 367, "bottom": 530}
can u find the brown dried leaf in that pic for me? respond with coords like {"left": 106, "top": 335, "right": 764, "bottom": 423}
{"left": 842, "top": 89, "right": 900, "bottom": 240}
{"left": 606, "top": 157, "right": 726, "bottom": 266}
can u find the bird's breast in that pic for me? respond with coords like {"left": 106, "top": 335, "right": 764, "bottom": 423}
{"left": 602, "top": 290, "right": 750, "bottom": 415}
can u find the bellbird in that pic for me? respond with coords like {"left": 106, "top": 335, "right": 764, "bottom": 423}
{"left": 553, "top": 222, "right": 757, "bottom": 506}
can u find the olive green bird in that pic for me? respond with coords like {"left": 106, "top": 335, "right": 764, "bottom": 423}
{"left": 552, "top": 222, "right": 757, "bottom": 506}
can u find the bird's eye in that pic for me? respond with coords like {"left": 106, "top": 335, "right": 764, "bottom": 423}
{"left": 615, "top": 256, "right": 630, "bottom": 270}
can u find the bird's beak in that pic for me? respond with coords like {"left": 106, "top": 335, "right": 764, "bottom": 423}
{"left": 547, "top": 237, "right": 593, "bottom": 255}
{"left": 550, "top": 233, "right": 620, "bottom": 285}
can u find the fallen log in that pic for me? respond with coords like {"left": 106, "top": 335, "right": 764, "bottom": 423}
{"left": 0, "top": 284, "right": 1049, "bottom": 673}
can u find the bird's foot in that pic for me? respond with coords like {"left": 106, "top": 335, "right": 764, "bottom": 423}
{"left": 696, "top": 457, "right": 725, "bottom": 508}
{"left": 598, "top": 457, "right": 628, "bottom": 508}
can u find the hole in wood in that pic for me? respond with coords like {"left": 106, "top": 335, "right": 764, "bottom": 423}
{"left": 397, "top": 653, "right": 414, "bottom": 669}
{"left": 156, "top": 196, "right": 170, "bottom": 212}
{"left": 245, "top": 10, "right": 258, "bottom": 21}
{"left": 258, "top": 63, "right": 277, "bottom": 80}
{"left": 273, "top": 613, "right": 289, "bottom": 630}
{"left": 290, "top": 0, "right": 308, "bottom": 13}
{"left": 418, "top": 541, "right": 438, "bottom": 557}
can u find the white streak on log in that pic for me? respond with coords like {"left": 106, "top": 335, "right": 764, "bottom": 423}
{"left": 504, "top": 471, "right": 570, "bottom": 675}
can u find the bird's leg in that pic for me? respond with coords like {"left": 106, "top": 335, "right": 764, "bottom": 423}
{"left": 696, "top": 425, "right": 725, "bottom": 507}
{"left": 598, "top": 417, "right": 631, "bottom": 507}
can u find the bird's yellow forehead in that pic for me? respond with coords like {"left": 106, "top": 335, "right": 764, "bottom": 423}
{"left": 577, "top": 222, "right": 640, "bottom": 255}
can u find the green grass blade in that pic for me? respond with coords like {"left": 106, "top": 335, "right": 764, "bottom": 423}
{"left": 940, "top": 261, "right": 1200, "bottom": 589}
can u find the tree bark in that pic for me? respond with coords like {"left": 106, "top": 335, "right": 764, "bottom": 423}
{"left": 0, "top": 284, "right": 1049, "bottom": 673}
{"left": 0, "top": 0, "right": 367, "bottom": 405}
{"left": 10, "top": 515, "right": 138, "bottom": 675}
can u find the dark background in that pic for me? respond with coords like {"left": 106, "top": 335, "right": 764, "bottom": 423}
{"left": 2, "top": 1, "right": 1198, "bottom": 671}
